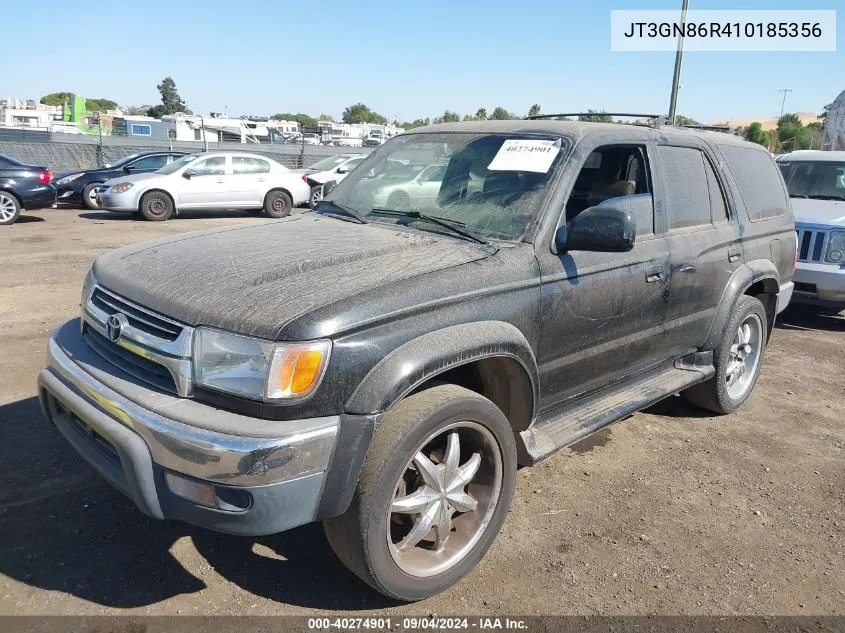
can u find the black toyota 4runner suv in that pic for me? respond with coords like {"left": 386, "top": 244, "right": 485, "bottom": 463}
{"left": 38, "top": 120, "right": 796, "bottom": 601}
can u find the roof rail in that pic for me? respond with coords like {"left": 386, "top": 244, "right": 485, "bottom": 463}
{"left": 528, "top": 113, "right": 666, "bottom": 127}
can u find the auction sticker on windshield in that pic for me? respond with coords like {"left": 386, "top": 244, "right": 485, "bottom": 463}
{"left": 488, "top": 139, "right": 561, "bottom": 173}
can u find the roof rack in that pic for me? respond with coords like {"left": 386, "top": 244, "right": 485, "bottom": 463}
{"left": 527, "top": 113, "right": 666, "bottom": 127}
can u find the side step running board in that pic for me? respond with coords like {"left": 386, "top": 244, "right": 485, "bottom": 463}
{"left": 519, "top": 354, "right": 714, "bottom": 465}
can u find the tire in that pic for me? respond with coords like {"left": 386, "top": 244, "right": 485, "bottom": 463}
{"left": 0, "top": 191, "right": 21, "bottom": 225}
{"left": 309, "top": 185, "right": 323, "bottom": 209}
{"left": 323, "top": 384, "right": 517, "bottom": 601}
{"left": 682, "top": 295, "right": 768, "bottom": 414}
{"left": 263, "top": 189, "right": 293, "bottom": 218}
{"left": 386, "top": 190, "right": 411, "bottom": 211}
{"left": 139, "top": 191, "right": 174, "bottom": 221}
{"left": 82, "top": 183, "right": 103, "bottom": 210}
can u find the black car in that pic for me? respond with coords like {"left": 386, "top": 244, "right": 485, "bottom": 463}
{"left": 54, "top": 151, "right": 188, "bottom": 209}
{"left": 0, "top": 154, "right": 56, "bottom": 226}
{"left": 39, "top": 120, "right": 797, "bottom": 600}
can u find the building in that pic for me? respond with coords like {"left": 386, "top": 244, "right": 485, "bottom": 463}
{"left": 0, "top": 98, "right": 62, "bottom": 130}
{"left": 112, "top": 115, "right": 174, "bottom": 140}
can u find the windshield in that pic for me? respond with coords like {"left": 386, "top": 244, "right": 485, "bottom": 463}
{"left": 309, "top": 155, "right": 352, "bottom": 171}
{"left": 779, "top": 160, "right": 845, "bottom": 200}
{"left": 155, "top": 153, "right": 201, "bottom": 175}
{"left": 112, "top": 153, "right": 141, "bottom": 168}
{"left": 318, "top": 132, "right": 569, "bottom": 241}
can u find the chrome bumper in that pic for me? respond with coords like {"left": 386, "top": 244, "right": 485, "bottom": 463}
{"left": 39, "top": 327, "right": 339, "bottom": 487}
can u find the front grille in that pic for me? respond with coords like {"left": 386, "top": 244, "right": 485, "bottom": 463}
{"left": 52, "top": 398, "right": 122, "bottom": 470}
{"left": 84, "top": 326, "right": 178, "bottom": 394}
{"left": 796, "top": 228, "right": 828, "bottom": 263}
{"left": 91, "top": 288, "right": 183, "bottom": 341}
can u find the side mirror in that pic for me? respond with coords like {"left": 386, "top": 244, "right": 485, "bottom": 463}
{"left": 183, "top": 170, "right": 197, "bottom": 179}
{"left": 555, "top": 206, "right": 636, "bottom": 254}
{"left": 336, "top": 165, "right": 349, "bottom": 174}
{"left": 123, "top": 164, "right": 135, "bottom": 173}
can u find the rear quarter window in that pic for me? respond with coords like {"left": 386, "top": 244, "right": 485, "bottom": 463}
{"left": 718, "top": 145, "right": 788, "bottom": 222}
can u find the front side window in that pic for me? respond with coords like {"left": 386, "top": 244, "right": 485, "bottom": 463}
{"left": 320, "top": 132, "right": 572, "bottom": 241}
{"left": 778, "top": 160, "right": 845, "bottom": 201}
{"left": 156, "top": 154, "right": 200, "bottom": 175}
{"left": 191, "top": 157, "right": 227, "bottom": 176}
{"left": 130, "top": 155, "right": 168, "bottom": 171}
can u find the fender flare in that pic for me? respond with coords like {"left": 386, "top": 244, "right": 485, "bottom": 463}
{"left": 345, "top": 321, "right": 539, "bottom": 419}
{"left": 703, "top": 259, "right": 780, "bottom": 350}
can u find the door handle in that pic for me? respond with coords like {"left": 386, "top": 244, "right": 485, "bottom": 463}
{"left": 215, "top": 179, "right": 225, "bottom": 184}
{"left": 257, "top": 177, "right": 266, "bottom": 182}
{"left": 645, "top": 265, "right": 665, "bottom": 283}
{"left": 728, "top": 247, "right": 741, "bottom": 262}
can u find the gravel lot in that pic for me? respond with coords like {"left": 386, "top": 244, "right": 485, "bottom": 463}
{"left": 0, "top": 207, "right": 843, "bottom": 616}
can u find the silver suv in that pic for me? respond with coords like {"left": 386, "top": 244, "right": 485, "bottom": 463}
{"left": 777, "top": 151, "right": 845, "bottom": 311}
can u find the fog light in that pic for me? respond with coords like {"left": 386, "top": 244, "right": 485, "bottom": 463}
{"left": 165, "top": 472, "right": 217, "bottom": 508}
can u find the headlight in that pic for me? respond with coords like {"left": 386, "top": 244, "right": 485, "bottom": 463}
{"left": 110, "top": 182, "right": 134, "bottom": 193}
{"left": 825, "top": 230, "right": 845, "bottom": 263}
{"left": 56, "top": 173, "right": 83, "bottom": 186}
{"left": 81, "top": 268, "right": 96, "bottom": 307}
{"left": 193, "top": 327, "right": 331, "bottom": 401}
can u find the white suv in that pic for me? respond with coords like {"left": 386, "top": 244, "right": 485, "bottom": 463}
{"left": 777, "top": 151, "right": 845, "bottom": 311}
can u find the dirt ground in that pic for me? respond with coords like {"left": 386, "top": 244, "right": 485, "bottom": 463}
{"left": 0, "top": 207, "right": 843, "bottom": 616}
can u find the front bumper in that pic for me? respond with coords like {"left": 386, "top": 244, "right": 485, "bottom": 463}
{"left": 98, "top": 191, "right": 137, "bottom": 212}
{"left": 56, "top": 185, "right": 82, "bottom": 204}
{"left": 37, "top": 320, "right": 369, "bottom": 536}
{"left": 792, "top": 262, "right": 845, "bottom": 309}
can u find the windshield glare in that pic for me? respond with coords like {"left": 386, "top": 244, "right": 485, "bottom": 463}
{"left": 309, "top": 155, "right": 350, "bottom": 171}
{"left": 155, "top": 154, "right": 201, "bottom": 175}
{"left": 320, "top": 132, "right": 569, "bottom": 241}
{"left": 779, "top": 160, "right": 845, "bottom": 200}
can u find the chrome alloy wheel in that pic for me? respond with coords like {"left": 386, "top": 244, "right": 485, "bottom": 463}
{"left": 725, "top": 313, "right": 764, "bottom": 400}
{"left": 0, "top": 194, "right": 17, "bottom": 222}
{"left": 387, "top": 421, "right": 502, "bottom": 577}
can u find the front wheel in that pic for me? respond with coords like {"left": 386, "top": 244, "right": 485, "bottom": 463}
{"left": 323, "top": 385, "right": 516, "bottom": 601}
{"left": 309, "top": 185, "right": 323, "bottom": 209}
{"left": 82, "top": 183, "right": 102, "bottom": 210}
{"left": 263, "top": 189, "right": 293, "bottom": 218}
{"left": 682, "top": 295, "right": 768, "bottom": 414}
{"left": 139, "top": 191, "right": 174, "bottom": 221}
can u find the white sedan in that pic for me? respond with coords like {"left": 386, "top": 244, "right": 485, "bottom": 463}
{"left": 97, "top": 151, "right": 310, "bottom": 221}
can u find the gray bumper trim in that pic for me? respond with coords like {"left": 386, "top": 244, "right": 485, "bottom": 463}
{"left": 777, "top": 281, "right": 795, "bottom": 314}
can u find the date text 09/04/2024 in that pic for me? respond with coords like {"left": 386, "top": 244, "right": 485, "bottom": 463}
{"left": 307, "top": 617, "right": 529, "bottom": 630}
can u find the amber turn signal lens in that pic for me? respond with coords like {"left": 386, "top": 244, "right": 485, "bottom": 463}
{"left": 266, "top": 341, "right": 331, "bottom": 400}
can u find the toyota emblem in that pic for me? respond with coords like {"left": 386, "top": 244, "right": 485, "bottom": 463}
{"left": 105, "top": 314, "right": 128, "bottom": 342}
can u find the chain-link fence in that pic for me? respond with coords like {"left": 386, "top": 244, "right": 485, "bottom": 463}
{"left": 0, "top": 128, "right": 373, "bottom": 172}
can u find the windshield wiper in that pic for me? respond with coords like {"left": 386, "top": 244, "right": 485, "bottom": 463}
{"left": 314, "top": 200, "right": 367, "bottom": 224}
{"left": 806, "top": 194, "right": 845, "bottom": 201}
{"left": 370, "top": 208, "right": 488, "bottom": 244}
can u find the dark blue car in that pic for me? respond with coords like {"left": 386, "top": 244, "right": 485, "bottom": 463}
{"left": 54, "top": 150, "right": 187, "bottom": 209}
{"left": 0, "top": 154, "right": 56, "bottom": 225}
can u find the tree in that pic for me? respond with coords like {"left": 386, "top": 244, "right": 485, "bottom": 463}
{"left": 434, "top": 110, "right": 460, "bottom": 124}
{"left": 40, "top": 92, "right": 72, "bottom": 106}
{"left": 742, "top": 122, "right": 769, "bottom": 147}
{"left": 578, "top": 109, "right": 613, "bottom": 123}
{"left": 147, "top": 76, "right": 190, "bottom": 118}
{"left": 341, "top": 102, "right": 387, "bottom": 125}
{"left": 122, "top": 105, "right": 154, "bottom": 115}
{"left": 527, "top": 104, "right": 541, "bottom": 118}
{"left": 400, "top": 118, "right": 430, "bottom": 130}
{"left": 85, "top": 99, "right": 118, "bottom": 112}
{"left": 271, "top": 113, "right": 318, "bottom": 127}
{"left": 673, "top": 114, "right": 699, "bottom": 126}
{"left": 491, "top": 107, "right": 512, "bottom": 120}
{"left": 318, "top": 114, "right": 334, "bottom": 122}
{"left": 475, "top": 107, "right": 488, "bottom": 121}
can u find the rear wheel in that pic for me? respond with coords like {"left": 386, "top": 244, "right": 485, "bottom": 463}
{"left": 682, "top": 295, "right": 768, "bottom": 414}
{"left": 82, "top": 183, "right": 102, "bottom": 210}
{"left": 0, "top": 192, "right": 21, "bottom": 225}
{"left": 323, "top": 385, "right": 516, "bottom": 601}
{"left": 139, "top": 191, "right": 174, "bottom": 221}
{"left": 263, "top": 189, "right": 292, "bottom": 218}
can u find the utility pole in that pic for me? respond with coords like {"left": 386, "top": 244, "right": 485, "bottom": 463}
{"left": 667, "top": 0, "right": 690, "bottom": 125}
{"left": 778, "top": 89, "right": 792, "bottom": 118}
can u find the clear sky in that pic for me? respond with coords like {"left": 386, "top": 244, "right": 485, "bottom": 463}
{"left": 3, "top": 0, "right": 842, "bottom": 123}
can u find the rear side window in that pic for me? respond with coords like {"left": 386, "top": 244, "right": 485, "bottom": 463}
{"left": 719, "top": 146, "right": 787, "bottom": 221}
{"left": 657, "top": 146, "right": 711, "bottom": 230}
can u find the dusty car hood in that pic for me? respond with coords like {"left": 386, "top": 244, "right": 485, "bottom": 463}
{"left": 92, "top": 214, "right": 492, "bottom": 340}
{"left": 791, "top": 198, "right": 845, "bottom": 227}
